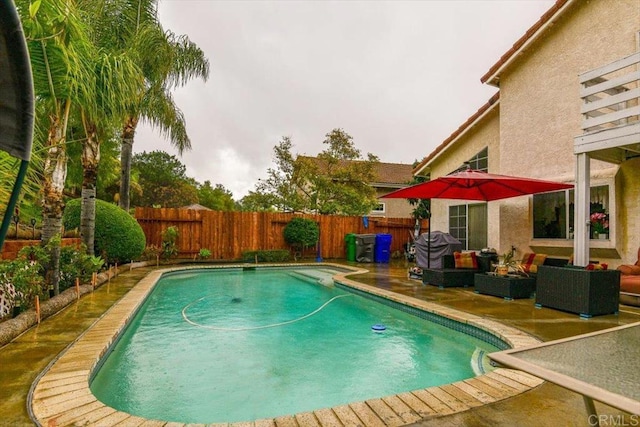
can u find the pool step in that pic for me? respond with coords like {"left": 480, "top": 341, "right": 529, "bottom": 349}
{"left": 289, "top": 269, "right": 338, "bottom": 286}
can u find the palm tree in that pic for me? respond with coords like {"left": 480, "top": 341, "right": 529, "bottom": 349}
{"left": 16, "top": 0, "right": 96, "bottom": 294}
{"left": 118, "top": 13, "right": 210, "bottom": 211}
{"left": 74, "top": 1, "right": 144, "bottom": 255}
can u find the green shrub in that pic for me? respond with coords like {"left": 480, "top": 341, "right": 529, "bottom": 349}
{"left": 0, "top": 253, "right": 46, "bottom": 310}
{"left": 161, "top": 226, "right": 179, "bottom": 259}
{"left": 63, "top": 199, "right": 146, "bottom": 264}
{"left": 283, "top": 218, "right": 319, "bottom": 249}
{"left": 141, "top": 245, "right": 161, "bottom": 261}
{"left": 198, "top": 248, "right": 211, "bottom": 259}
{"left": 58, "top": 245, "right": 104, "bottom": 292}
{"left": 241, "top": 250, "right": 290, "bottom": 263}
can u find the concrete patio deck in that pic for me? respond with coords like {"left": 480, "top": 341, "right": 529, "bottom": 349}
{"left": 1, "top": 260, "right": 638, "bottom": 426}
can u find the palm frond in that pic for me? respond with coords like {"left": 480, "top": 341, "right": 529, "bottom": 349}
{"left": 140, "top": 85, "right": 191, "bottom": 153}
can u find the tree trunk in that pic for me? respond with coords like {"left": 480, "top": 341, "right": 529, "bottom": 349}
{"left": 81, "top": 119, "right": 99, "bottom": 255}
{"left": 42, "top": 115, "right": 68, "bottom": 296}
{"left": 119, "top": 115, "right": 138, "bottom": 212}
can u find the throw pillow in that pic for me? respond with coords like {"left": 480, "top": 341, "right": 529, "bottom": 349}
{"left": 454, "top": 251, "right": 478, "bottom": 269}
{"left": 521, "top": 252, "right": 547, "bottom": 273}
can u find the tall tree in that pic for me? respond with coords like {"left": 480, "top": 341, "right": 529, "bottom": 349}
{"left": 258, "top": 136, "right": 308, "bottom": 212}
{"left": 131, "top": 150, "right": 198, "bottom": 207}
{"left": 311, "top": 128, "right": 379, "bottom": 215}
{"left": 17, "top": 0, "right": 96, "bottom": 294}
{"left": 198, "top": 181, "right": 235, "bottom": 211}
{"left": 255, "top": 129, "right": 380, "bottom": 215}
{"left": 74, "top": 1, "right": 144, "bottom": 254}
{"left": 117, "top": 3, "right": 210, "bottom": 211}
{"left": 237, "top": 191, "right": 278, "bottom": 212}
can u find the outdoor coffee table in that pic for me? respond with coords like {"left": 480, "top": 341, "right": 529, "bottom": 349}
{"left": 474, "top": 272, "right": 535, "bottom": 300}
{"left": 490, "top": 322, "right": 640, "bottom": 423}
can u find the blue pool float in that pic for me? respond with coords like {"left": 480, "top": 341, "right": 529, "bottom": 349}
{"left": 371, "top": 324, "right": 386, "bottom": 332}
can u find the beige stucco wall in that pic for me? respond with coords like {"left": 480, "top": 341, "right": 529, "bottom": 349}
{"left": 426, "top": 105, "right": 501, "bottom": 248}
{"left": 495, "top": 0, "right": 640, "bottom": 265}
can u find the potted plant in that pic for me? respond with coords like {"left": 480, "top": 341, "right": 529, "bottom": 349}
{"left": 590, "top": 212, "right": 609, "bottom": 239}
{"left": 495, "top": 250, "right": 522, "bottom": 276}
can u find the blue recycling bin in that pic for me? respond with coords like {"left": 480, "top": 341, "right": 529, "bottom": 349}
{"left": 374, "top": 233, "right": 392, "bottom": 263}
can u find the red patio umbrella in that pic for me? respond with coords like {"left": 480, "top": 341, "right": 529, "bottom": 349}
{"left": 383, "top": 168, "right": 573, "bottom": 267}
{"left": 382, "top": 169, "right": 573, "bottom": 201}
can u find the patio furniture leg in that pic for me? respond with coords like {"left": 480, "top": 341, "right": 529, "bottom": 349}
{"left": 583, "top": 395, "right": 598, "bottom": 425}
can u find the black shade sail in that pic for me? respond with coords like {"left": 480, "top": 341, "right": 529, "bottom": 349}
{"left": 0, "top": 2, "right": 34, "bottom": 161}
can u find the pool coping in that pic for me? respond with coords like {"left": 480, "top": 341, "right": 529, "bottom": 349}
{"left": 29, "top": 263, "right": 544, "bottom": 426}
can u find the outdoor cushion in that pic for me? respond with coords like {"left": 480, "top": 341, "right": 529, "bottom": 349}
{"left": 620, "top": 275, "right": 640, "bottom": 301}
{"left": 453, "top": 251, "right": 478, "bottom": 269}
{"left": 617, "top": 247, "right": 640, "bottom": 276}
{"left": 618, "top": 264, "right": 640, "bottom": 276}
{"left": 521, "top": 252, "right": 547, "bottom": 274}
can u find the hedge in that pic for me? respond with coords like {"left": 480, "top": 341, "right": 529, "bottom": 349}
{"left": 63, "top": 199, "right": 146, "bottom": 264}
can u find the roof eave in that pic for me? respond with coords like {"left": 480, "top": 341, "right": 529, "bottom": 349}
{"left": 413, "top": 93, "right": 500, "bottom": 176}
{"left": 480, "top": 0, "right": 575, "bottom": 86}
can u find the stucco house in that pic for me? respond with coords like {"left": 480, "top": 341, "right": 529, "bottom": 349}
{"left": 368, "top": 161, "right": 416, "bottom": 218}
{"left": 413, "top": 0, "right": 640, "bottom": 267}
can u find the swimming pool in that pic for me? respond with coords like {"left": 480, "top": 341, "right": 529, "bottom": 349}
{"left": 30, "top": 264, "right": 544, "bottom": 426}
{"left": 90, "top": 267, "right": 501, "bottom": 423}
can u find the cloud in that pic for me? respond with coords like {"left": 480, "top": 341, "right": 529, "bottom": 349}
{"left": 134, "top": 0, "right": 556, "bottom": 199}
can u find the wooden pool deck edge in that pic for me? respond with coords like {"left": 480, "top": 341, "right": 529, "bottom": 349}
{"left": 29, "top": 263, "right": 544, "bottom": 427}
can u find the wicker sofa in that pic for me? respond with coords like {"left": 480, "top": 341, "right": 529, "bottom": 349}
{"left": 421, "top": 253, "right": 571, "bottom": 288}
{"left": 421, "top": 254, "right": 490, "bottom": 288}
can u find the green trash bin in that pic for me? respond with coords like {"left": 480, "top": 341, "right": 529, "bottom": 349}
{"left": 345, "top": 233, "right": 357, "bottom": 261}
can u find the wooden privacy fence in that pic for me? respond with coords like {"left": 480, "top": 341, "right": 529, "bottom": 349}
{"left": 135, "top": 207, "right": 426, "bottom": 261}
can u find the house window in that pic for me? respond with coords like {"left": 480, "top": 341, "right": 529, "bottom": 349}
{"left": 452, "top": 148, "right": 489, "bottom": 173}
{"left": 371, "top": 203, "right": 385, "bottom": 214}
{"left": 532, "top": 185, "right": 609, "bottom": 239}
{"left": 467, "top": 147, "right": 488, "bottom": 172}
{"left": 448, "top": 203, "right": 487, "bottom": 250}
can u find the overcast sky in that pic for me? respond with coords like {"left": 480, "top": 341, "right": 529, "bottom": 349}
{"left": 134, "top": 0, "right": 555, "bottom": 199}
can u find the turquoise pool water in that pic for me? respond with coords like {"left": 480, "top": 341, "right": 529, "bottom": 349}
{"left": 90, "top": 268, "right": 499, "bottom": 423}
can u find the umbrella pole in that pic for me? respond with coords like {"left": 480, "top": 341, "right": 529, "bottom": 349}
{"left": 426, "top": 211, "right": 431, "bottom": 268}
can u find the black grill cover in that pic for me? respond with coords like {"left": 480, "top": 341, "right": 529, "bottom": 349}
{"left": 415, "top": 231, "right": 462, "bottom": 269}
